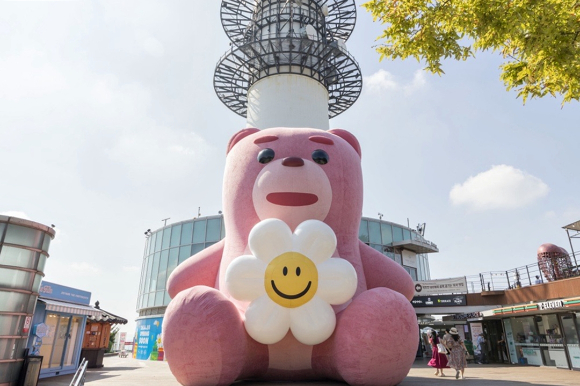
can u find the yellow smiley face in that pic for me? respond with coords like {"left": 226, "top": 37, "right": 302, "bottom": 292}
{"left": 264, "top": 252, "right": 318, "bottom": 308}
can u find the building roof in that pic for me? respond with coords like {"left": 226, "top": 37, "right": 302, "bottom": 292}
{"left": 563, "top": 220, "right": 580, "bottom": 232}
{"left": 87, "top": 301, "right": 128, "bottom": 325}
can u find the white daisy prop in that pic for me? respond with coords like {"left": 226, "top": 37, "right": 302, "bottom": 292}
{"left": 225, "top": 218, "right": 358, "bottom": 346}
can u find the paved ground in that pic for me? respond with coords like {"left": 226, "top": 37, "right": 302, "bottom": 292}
{"left": 38, "top": 356, "right": 580, "bottom": 386}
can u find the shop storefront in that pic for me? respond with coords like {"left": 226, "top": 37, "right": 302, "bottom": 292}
{"left": 27, "top": 281, "right": 102, "bottom": 378}
{"left": 490, "top": 297, "right": 580, "bottom": 370}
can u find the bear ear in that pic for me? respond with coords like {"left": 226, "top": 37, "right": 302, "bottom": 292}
{"left": 328, "top": 129, "right": 361, "bottom": 158}
{"left": 227, "top": 128, "right": 260, "bottom": 155}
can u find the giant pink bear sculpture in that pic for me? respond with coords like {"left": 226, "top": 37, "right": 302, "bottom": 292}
{"left": 163, "top": 127, "right": 418, "bottom": 386}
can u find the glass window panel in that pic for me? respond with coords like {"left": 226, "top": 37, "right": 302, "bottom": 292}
{"left": 154, "top": 231, "right": 163, "bottom": 252}
{"left": 221, "top": 218, "right": 226, "bottom": 240}
{"left": 191, "top": 244, "right": 205, "bottom": 257}
{"left": 168, "top": 248, "right": 179, "bottom": 277}
{"left": 358, "top": 220, "right": 369, "bottom": 243}
{"left": 394, "top": 251, "right": 402, "bottom": 265}
{"left": 205, "top": 242, "right": 216, "bottom": 248}
{"left": 0, "top": 314, "right": 22, "bottom": 336}
{"left": 368, "top": 221, "right": 381, "bottom": 244}
{"left": 0, "top": 223, "right": 5, "bottom": 238}
{"left": 144, "top": 255, "right": 153, "bottom": 294}
{"left": 0, "top": 268, "right": 34, "bottom": 291}
{"left": 164, "top": 290, "right": 171, "bottom": 306}
{"left": 4, "top": 225, "right": 44, "bottom": 249}
{"left": 206, "top": 219, "right": 221, "bottom": 242}
{"left": 403, "top": 229, "right": 411, "bottom": 240}
{"left": 154, "top": 291, "right": 164, "bottom": 307}
{"left": 148, "top": 232, "right": 156, "bottom": 255}
{"left": 381, "top": 223, "right": 393, "bottom": 245}
{"left": 63, "top": 316, "right": 83, "bottom": 367}
{"left": 42, "top": 234, "right": 51, "bottom": 253}
{"left": 0, "top": 291, "right": 30, "bottom": 313}
{"left": 0, "top": 246, "right": 37, "bottom": 269}
{"left": 178, "top": 246, "right": 192, "bottom": 265}
{"left": 392, "top": 226, "right": 404, "bottom": 243}
{"left": 170, "top": 225, "right": 182, "bottom": 247}
{"left": 370, "top": 244, "right": 382, "bottom": 252}
{"left": 156, "top": 250, "right": 169, "bottom": 291}
{"left": 149, "top": 252, "right": 160, "bottom": 292}
{"left": 37, "top": 254, "right": 48, "bottom": 273}
{"left": 32, "top": 273, "right": 43, "bottom": 293}
{"left": 180, "top": 222, "right": 194, "bottom": 245}
{"left": 147, "top": 293, "right": 155, "bottom": 308}
{"left": 192, "top": 220, "right": 207, "bottom": 244}
{"left": 161, "top": 228, "right": 171, "bottom": 250}
{"left": 408, "top": 268, "right": 417, "bottom": 281}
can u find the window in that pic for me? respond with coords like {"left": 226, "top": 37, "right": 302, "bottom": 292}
{"left": 381, "top": 223, "right": 393, "bottom": 245}
{"left": 191, "top": 244, "right": 205, "bottom": 257}
{"left": 156, "top": 250, "right": 169, "bottom": 290}
{"left": 192, "top": 220, "right": 207, "bottom": 244}
{"left": 392, "top": 226, "right": 404, "bottom": 243}
{"left": 206, "top": 219, "right": 222, "bottom": 242}
{"left": 161, "top": 227, "right": 171, "bottom": 250}
{"left": 178, "top": 246, "right": 191, "bottom": 265}
{"left": 170, "top": 225, "right": 182, "bottom": 247}
{"left": 148, "top": 232, "right": 156, "bottom": 255}
{"left": 149, "top": 252, "right": 160, "bottom": 292}
{"left": 403, "top": 229, "right": 411, "bottom": 240}
{"left": 154, "top": 231, "right": 163, "bottom": 252}
{"left": 167, "top": 248, "right": 179, "bottom": 277}
{"left": 180, "top": 222, "right": 193, "bottom": 245}
{"left": 358, "top": 220, "right": 369, "bottom": 243}
{"left": 368, "top": 221, "right": 381, "bottom": 244}
{"left": 4, "top": 225, "right": 44, "bottom": 249}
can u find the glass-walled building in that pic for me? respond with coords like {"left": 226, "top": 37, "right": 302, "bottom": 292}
{"left": 0, "top": 215, "right": 55, "bottom": 386}
{"left": 134, "top": 215, "right": 438, "bottom": 360}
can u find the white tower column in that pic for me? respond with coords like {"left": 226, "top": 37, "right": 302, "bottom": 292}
{"left": 246, "top": 75, "right": 329, "bottom": 130}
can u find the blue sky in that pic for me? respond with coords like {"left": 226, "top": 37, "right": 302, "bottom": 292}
{"left": 1, "top": 1, "right": 579, "bottom": 336}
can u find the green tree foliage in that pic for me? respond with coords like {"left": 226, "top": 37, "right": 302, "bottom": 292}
{"left": 362, "top": 0, "right": 580, "bottom": 104}
{"left": 107, "top": 326, "right": 119, "bottom": 353}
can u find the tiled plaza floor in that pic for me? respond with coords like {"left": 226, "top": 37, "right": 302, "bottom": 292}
{"left": 38, "top": 356, "right": 579, "bottom": 386}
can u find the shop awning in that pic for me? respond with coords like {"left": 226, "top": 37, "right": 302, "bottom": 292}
{"left": 39, "top": 298, "right": 103, "bottom": 318}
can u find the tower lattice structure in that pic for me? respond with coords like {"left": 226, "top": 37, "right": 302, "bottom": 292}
{"left": 214, "top": 0, "right": 362, "bottom": 126}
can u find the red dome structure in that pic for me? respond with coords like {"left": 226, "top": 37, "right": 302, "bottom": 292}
{"left": 537, "top": 243, "right": 573, "bottom": 281}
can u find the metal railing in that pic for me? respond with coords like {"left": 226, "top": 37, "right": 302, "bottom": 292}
{"left": 69, "top": 358, "right": 88, "bottom": 386}
{"left": 464, "top": 251, "right": 580, "bottom": 293}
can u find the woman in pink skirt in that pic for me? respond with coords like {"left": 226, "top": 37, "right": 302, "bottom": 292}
{"left": 428, "top": 330, "right": 449, "bottom": 376}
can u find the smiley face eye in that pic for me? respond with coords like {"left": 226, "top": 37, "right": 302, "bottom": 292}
{"left": 296, "top": 267, "right": 301, "bottom": 276}
{"left": 283, "top": 267, "right": 288, "bottom": 276}
{"left": 258, "top": 148, "right": 275, "bottom": 164}
{"left": 312, "top": 149, "right": 329, "bottom": 165}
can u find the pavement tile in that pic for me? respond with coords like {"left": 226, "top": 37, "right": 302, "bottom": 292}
{"left": 37, "top": 356, "right": 580, "bottom": 386}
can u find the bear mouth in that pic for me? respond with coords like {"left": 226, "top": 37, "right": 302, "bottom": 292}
{"left": 266, "top": 192, "right": 319, "bottom": 206}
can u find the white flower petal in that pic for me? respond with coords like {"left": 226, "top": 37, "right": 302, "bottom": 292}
{"left": 245, "top": 295, "right": 290, "bottom": 344}
{"left": 289, "top": 296, "right": 336, "bottom": 345}
{"left": 249, "top": 219, "right": 293, "bottom": 263}
{"left": 225, "top": 255, "right": 267, "bottom": 301}
{"left": 292, "top": 220, "right": 336, "bottom": 264}
{"left": 316, "top": 258, "right": 358, "bottom": 305}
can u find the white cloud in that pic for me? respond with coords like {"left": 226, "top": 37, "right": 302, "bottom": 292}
{"left": 71, "top": 262, "right": 102, "bottom": 275}
{"left": 0, "top": 211, "right": 30, "bottom": 220}
{"left": 450, "top": 165, "right": 549, "bottom": 211}
{"left": 364, "top": 69, "right": 427, "bottom": 95}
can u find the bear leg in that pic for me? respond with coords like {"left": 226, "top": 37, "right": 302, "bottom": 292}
{"left": 313, "top": 287, "right": 419, "bottom": 386}
{"left": 163, "top": 286, "right": 267, "bottom": 386}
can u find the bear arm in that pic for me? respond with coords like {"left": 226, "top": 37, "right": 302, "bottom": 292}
{"left": 166, "top": 239, "right": 225, "bottom": 299}
{"left": 359, "top": 240, "right": 415, "bottom": 301}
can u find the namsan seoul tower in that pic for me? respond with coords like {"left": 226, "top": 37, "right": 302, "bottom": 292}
{"left": 214, "top": 0, "right": 362, "bottom": 130}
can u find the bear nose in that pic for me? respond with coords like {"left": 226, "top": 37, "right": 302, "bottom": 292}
{"left": 282, "top": 157, "right": 304, "bottom": 167}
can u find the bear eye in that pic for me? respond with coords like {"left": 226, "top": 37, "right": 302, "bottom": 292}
{"left": 257, "top": 148, "right": 275, "bottom": 164}
{"left": 312, "top": 149, "right": 329, "bottom": 165}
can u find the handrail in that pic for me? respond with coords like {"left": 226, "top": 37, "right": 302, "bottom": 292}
{"left": 464, "top": 251, "right": 580, "bottom": 293}
{"left": 69, "top": 358, "right": 88, "bottom": 386}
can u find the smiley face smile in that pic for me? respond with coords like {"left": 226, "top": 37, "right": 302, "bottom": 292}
{"left": 271, "top": 280, "right": 312, "bottom": 299}
{"left": 264, "top": 251, "right": 318, "bottom": 308}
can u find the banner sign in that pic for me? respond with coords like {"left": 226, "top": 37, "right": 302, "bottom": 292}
{"left": 135, "top": 318, "right": 165, "bottom": 361}
{"left": 39, "top": 281, "right": 91, "bottom": 305}
{"left": 411, "top": 295, "right": 466, "bottom": 308}
{"left": 538, "top": 299, "right": 563, "bottom": 310}
{"left": 414, "top": 277, "right": 467, "bottom": 296}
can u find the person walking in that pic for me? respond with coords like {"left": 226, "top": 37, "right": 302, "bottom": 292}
{"left": 446, "top": 327, "right": 468, "bottom": 380}
{"left": 476, "top": 333, "right": 487, "bottom": 364}
{"left": 427, "top": 330, "right": 449, "bottom": 376}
